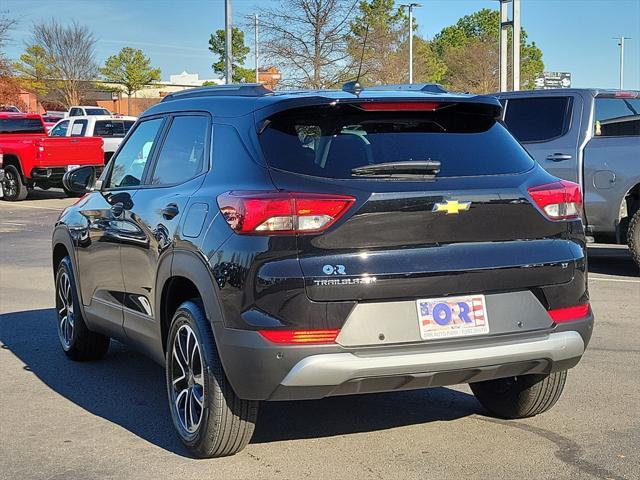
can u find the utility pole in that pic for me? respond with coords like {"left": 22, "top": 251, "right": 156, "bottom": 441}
{"left": 401, "top": 3, "right": 421, "bottom": 84}
{"left": 613, "top": 36, "right": 631, "bottom": 89}
{"left": 225, "top": 0, "right": 233, "bottom": 84}
{"left": 255, "top": 14, "right": 259, "bottom": 83}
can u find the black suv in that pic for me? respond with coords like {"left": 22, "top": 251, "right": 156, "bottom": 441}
{"left": 53, "top": 84, "right": 593, "bottom": 458}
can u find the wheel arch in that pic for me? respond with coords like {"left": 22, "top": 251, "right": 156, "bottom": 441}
{"left": 617, "top": 182, "right": 640, "bottom": 243}
{"left": 156, "top": 249, "right": 224, "bottom": 354}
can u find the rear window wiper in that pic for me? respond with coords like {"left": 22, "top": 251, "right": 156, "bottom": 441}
{"left": 351, "top": 160, "right": 441, "bottom": 178}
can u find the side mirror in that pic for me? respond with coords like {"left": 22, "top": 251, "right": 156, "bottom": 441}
{"left": 62, "top": 166, "right": 96, "bottom": 195}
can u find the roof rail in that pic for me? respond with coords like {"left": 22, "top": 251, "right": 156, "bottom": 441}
{"left": 365, "top": 83, "right": 448, "bottom": 94}
{"left": 161, "top": 83, "right": 273, "bottom": 102}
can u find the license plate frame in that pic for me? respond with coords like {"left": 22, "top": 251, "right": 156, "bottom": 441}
{"left": 416, "top": 294, "right": 489, "bottom": 340}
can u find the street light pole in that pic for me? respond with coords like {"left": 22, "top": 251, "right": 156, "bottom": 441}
{"left": 613, "top": 36, "right": 631, "bottom": 89}
{"left": 401, "top": 3, "right": 421, "bottom": 84}
{"left": 225, "top": 0, "right": 233, "bottom": 84}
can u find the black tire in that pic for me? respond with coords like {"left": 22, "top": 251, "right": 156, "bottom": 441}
{"left": 55, "top": 256, "right": 110, "bottom": 361}
{"left": 2, "top": 165, "right": 28, "bottom": 201}
{"left": 470, "top": 370, "right": 567, "bottom": 419}
{"left": 166, "top": 300, "right": 258, "bottom": 458}
{"left": 627, "top": 209, "right": 640, "bottom": 268}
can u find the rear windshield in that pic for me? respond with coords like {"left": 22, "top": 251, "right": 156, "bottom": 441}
{"left": 258, "top": 103, "right": 534, "bottom": 178}
{"left": 0, "top": 118, "right": 45, "bottom": 134}
{"left": 94, "top": 120, "right": 135, "bottom": 137}
{"left": 86, "top": 108, "right": 110, "bottom": 115}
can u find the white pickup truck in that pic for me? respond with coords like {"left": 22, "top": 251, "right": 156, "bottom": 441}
{"left": 49, "top": 115, "right": 137, "bottom": 165}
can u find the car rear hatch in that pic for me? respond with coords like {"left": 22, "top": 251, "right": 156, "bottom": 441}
{"left": 255, "top": 99, "right": 584, "bottom": 304}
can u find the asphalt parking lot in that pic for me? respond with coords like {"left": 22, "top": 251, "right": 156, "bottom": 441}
{"left": 1, "top": 190, "right": 639, "bottom": 480}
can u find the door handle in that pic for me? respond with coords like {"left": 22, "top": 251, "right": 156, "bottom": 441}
{"left": 161, "top": 203, "right": 179, "bottom": 220}
{"left": 111, "top": 202, "right": 124, "bottom": 218}
{"left": 546, "top": 153, "right": 572, "bottom": 162}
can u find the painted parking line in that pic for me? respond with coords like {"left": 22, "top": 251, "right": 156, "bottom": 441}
{"left": 0, "top": 203, "right": 65, "bottom": 211}
{"left": 589, "top": 276, "right": 640, "bottom": 284}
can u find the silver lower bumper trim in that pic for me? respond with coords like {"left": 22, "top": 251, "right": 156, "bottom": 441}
{"left": 281, "top": 331, "right": 585, "bottom": 387}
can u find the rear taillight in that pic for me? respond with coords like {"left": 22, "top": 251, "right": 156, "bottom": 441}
{"left": 527, "top": 180, "right": 582, "bottom": 220}
{"left": 258, "top": 329, "right": 340, "bottom": 344}
{"left": 548, "top": 304, "right": 590, "bottom": 323}
{"left": 217, "top": 191, "right": 355, "bottom": 235}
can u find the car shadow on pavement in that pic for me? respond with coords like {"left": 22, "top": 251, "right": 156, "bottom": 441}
{"left": 0, "top": 308, "right": 481, "bottom": 455}
{"left": 587, "top": 246, "right": 639, "bottom": 277}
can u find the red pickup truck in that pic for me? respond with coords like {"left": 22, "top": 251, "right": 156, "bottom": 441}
{"left": 0, "top": 113, "right": 104, "bottom": 201}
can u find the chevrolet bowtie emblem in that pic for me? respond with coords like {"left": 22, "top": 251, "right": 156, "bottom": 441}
{"left": 432, "top": 200, "right": 472, "bottom": 215}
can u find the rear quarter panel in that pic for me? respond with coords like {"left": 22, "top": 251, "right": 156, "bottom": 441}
{"left": 583, "top": 135, "right": 640, "bottom": 233}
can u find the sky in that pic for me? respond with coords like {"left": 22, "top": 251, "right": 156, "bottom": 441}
{"left": 3, "top": 0, "right": 640, "bottom": 89}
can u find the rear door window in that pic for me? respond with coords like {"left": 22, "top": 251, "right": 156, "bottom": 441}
{"left": 259, "top": 103, "right": 534, "bottom": 178}
{"left": 94, "top": 120, "right": 135, "bottom": 137}
{"left": 594, "top": 97, "right": 640, "bottom": 137}
{"left": 70, "top": 119, "right": 88, "bottom": 136}
{"left": 149, "top": 115, "right": 208, "bottom": 185}
{"left": 503, "top": 97, "right": 572, "bottom": 142}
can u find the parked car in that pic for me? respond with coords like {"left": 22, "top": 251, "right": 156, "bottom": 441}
{"left": 0, "top": 148, "right": 4, "bottom": 198}
{"left": 1, "top": 105, "right": 21, "bottom": 113}
{"left": 53, "top": 83, "right": 593, "bottom": 458}
{"left": 67, "top": 106, "right": 111, "bottom": 117}
{"left": 0, "top": 113, "right": 104, "bottom": 201}
{"left": 495, "top": 89, "right": 640, "bottom": 266}
{"left": 50, "top": 115, "right": 137, "bottom": 165}
{"left": 42, "top": 113, "right": 65, "bottom": 132}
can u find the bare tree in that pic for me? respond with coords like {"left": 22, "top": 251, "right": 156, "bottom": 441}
{"left": 257, "top": 0, "right": 357, "bottom": 88}
{"left": 0, "top": 14, "right": 27, "bottom": 110}
{"left": 443, "top": 36, "right": 498, "bottom": 94}
{"left": 31, "top": 19, "right": 98, "bottom": 107}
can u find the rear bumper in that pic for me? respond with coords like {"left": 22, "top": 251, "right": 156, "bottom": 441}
{"left": 29, "top": 165, "right": 103, "bottom": 182}
{"left": 214, "top": 314, "right": 593, "bottom": 401}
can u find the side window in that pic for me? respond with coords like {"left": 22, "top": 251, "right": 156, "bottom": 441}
{"left": 503, "top": 97, "right": 572, "bottom": 142}
{"left": 106, "top": 118, "right": 164, "bottom": 189}
{"left": 69, "top": 108, "right": 81, "bottom": 117}
{"left": 50, "top": 120, "right": 69, "bottom": 137}
{"left": 150, "top": 115, "right": 208, "bottom": 186}
{"left": 70, "top": 119, "right": 88, "bottom": 137}
{"left": 594, "top": 98, "right": 640, "bottom": 137}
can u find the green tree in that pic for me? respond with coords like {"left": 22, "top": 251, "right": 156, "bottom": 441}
{"left": 100, "top": 47, "right": 161, "bottom": 115}
{"left": 13, "top": 45, "right": 55, "bottom": 101}
{"left": 208, "top": 27, "right": 253, "bottom": 83}
{"left": 431, "top": 8, "right": 544, "bottom": 92}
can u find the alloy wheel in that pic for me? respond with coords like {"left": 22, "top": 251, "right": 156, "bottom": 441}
{"left": 3, "top": 169, "right": 17, "bottom": 198}
{"left": 170, "top": 324, "right": 205, "bottom": 434}
{"left": 56, "top": 271, "right": 75, "bottom": 348}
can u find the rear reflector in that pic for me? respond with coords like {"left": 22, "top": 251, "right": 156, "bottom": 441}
{"left": 258, "top": 329, "right": 340, "bottom": 344}
{"left": 217, "top": 191, "right": 354, "bottom": 235}
{"left": 356, "top": 102, "right": 441, "bottom": 111}
{"left": 528, "top": 180, "right": 582, "bottom": 220}
{"left": 548, "top": 304, "right": 589, "bottom": 323}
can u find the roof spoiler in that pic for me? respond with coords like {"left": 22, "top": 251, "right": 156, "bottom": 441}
{"left": 162, "top": 84, "right": 273, "bottom": 102}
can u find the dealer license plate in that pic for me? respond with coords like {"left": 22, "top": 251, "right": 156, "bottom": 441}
{"left": 416, "top": 294, "right": 489, "bottom": 340}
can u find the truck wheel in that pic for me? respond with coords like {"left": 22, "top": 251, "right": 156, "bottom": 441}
{"left": 2, "top": 165, "right": 28, "bottom": 201}
{"left": 627, "top": 209, "right": 640, "bottom": 268}
{"left": 55, "top": 256, "right": 110, "bottom": 361}
{"left": 470, "top": 370, "right": 567, "bottom": 419}
{"left": 166, "top": 300, "right": 258, "bottom": 458}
